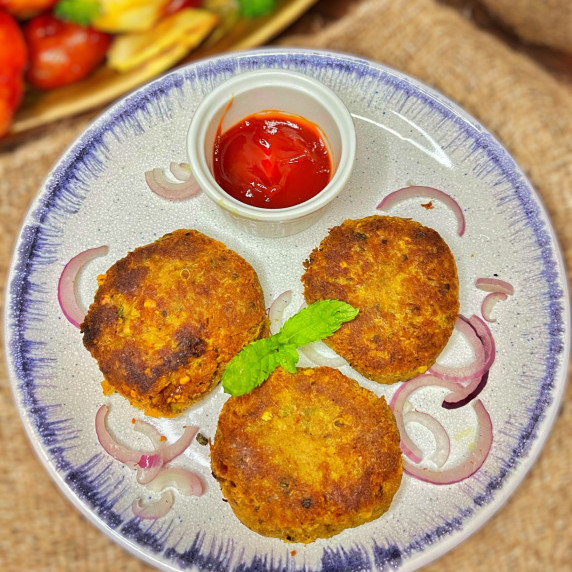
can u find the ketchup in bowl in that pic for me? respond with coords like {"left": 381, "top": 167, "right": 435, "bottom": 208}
{"left": 212, "top": 111, "right": 332, "bottom": 209}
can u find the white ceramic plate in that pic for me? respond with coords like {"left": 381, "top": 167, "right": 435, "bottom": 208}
{"left": 6, "top": 49, "right": 569, "bottom": 572}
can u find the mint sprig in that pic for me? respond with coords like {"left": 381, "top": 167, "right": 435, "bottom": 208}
{"left": 222, "top": 300, "right": 358, "bottom": 396}
{"left": 278, "top": 300, "right": 360, "bottom": 347}
{"left": 238, "top": 0, "right": 275, "bottom": 18}
{"left": 55, "top": 0, "right": 100, "bottom": 26}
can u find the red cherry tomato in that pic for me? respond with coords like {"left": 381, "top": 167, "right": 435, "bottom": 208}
{"left": 0, "top": 0, "right": 57, "bottom": 19}
{"left": 24, "top": 13, "right": 112, "bottom": 90}
{"left": 163, "top": 0, "right": 202, "bottom": 17}
{"left": 213, "top": 111, "right": 333, "bottom": 209}
{"left": 0, "top": 9, "right": 27, "bottom": 136}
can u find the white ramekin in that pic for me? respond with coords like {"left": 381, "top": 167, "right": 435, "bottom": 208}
{"left": 187, "top": 69, "right": 356, "bottom": 238}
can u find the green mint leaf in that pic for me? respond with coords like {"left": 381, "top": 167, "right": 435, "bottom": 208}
{"left": 238, "top": 0, "right": 275, "bottom": 18}
{"left": 278, "top": 300, "right": 359, "bottom": 347}
{"left": 222, "top": 299, "right": 358, "bottom": 396}
{"left": 55, "top": 0, "right": 100, "bottom": 26}
{"left": 277, "top": 344, "right": 299, "bottom": 374}
{"left": 221, "top": 336, "right": 281, "bottom": 396}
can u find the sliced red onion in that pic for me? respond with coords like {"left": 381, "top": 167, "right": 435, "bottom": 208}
{"left": 429, "top": 316, "right": 487, "bottom": 383}
{"left": 475, "top": 277, "right": 514, "bottom": 295}
{"left": 169, "top": 161, "right": 192, "bottom": 181}
{"left": 438, "top": 316, "right": 495, "bottom": 407}
{"left": 396, "top": 400, "right": 422, "bottom": 463}
{"left": 137, "top": 453, "right": 163, "bottom": 470}
{"left": 268, "top": 290, "right": 293, "bottom": 334}
{"left": 377, "top": 185, "right": 466, "bottom": 236}
{"left": 95, "top": 405, "right": 151, "bottom": 467}
{"left": 390, "top": 374, "right": 460, "bottom": 413}
{"left": 136, "top": 454, "right": 164, "bottom": 485}
{"left": 467, "top": 314, "right": 496, "bottom": 371}
{"left": 134, "top": 424, "right": 198, "bottom": 479}
{"left": 132, "top": 490, "right": 175, "bottom": 520}
{"left": 159, "top": 425, "right": 199, "bottom": 464}
{"left": 403, "top": 410, "right": 451, "bottom": 468}
{"left": 443, "top": 370, "right": 489, "bottom": 409}
{"left": 95, "top": 405, "right": 197, "bottom": 468}
{"left": 481, "top": 292, "right": 508, "bottom": 323}
{"left": 96, "top": 406, "right": 201, "bottom": 518}
{"left": 402, "top": 400, "right": 493, "bottom": 485}
{"left": 299, "top": 341, "right": 348, "bottom": 368}
{"left": 390, "top": 374, "right": 459, "bottom": 464}
{"left": 132, "top": 419, "right": 163, "bottom": 449}
{"left": 443, "top": 314, "right": 496, "bottom": 408}
{"left": 145, "top": 167, "right": 201, "bottom": 201}
{"left": 145, "top": 467, "right": 204, "bottom": 497}
{"left": 399, "top": 440, "right": 423, "bottom": 465}
{"left": 58, "top": 245, "right": 108, "bottom": 328}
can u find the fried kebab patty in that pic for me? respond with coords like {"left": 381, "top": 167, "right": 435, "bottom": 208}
{"left": 210, "top": 366, "right": 402, "bottom": 543}
{"left": 81, "top": 229, "right": 268, "bottom": 417}
{"left": 302, "top": 215, "right": 459, "bottom": 384}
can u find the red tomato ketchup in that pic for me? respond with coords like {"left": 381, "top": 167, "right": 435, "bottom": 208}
{"left": 212, "top": 111, "right": 332, "bottom": 209}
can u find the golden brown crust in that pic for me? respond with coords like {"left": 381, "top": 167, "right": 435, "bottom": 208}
{"left": 302, "top": 215, "right": 459, "bottom": 384}
{"left": 81, "top": 229, "right": 269, "bottom": 416}
{"left": 210, "top": 367, "right": 402, "bottom": 543}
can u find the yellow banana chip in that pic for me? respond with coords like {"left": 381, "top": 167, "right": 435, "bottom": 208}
{"left": 108, "top": 8, "right": 219, "bottom": 73}
{"left": 114, "top": 41, "right": 190, "bottom": 81}
{"left": 95, "top": 0, "right": 171, "bottom": 34}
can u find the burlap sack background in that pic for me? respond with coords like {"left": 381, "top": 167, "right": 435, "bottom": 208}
{"left": 1, "top": 0, "right": 570, "bottom": 570}
{"left": 479, "top": 0, "right": 572, "bottom": 54}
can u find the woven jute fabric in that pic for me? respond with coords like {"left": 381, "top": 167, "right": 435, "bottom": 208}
{"left": 479, "top": 0, "right": 572, "bottom": 54}
{"left": 1, "top": 0, "right": 570, "bottom": 570}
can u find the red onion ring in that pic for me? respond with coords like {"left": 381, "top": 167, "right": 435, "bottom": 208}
{"left": 403, "top": 410, "right": 451, "bottom": 468}
{"left": 268, "top": 290, "right": 293, "bottom": 334}
{"left": 391, "top": 374, "right": 460, "bottom": 412}
{"left": 402, "top": 399, "right": 493, "bottom": 485}
{"left": 439, "top": 315, "right": 495, "bottom": 407}
{"left": 475, "top": 277, "right": 514, "bottom": 295}
{"left": 95, "top": 405, "right": 198, "bottom": 467}
{"left": 145, "top": 467, "right": 204, "bottom": 497}
{"left": 145, "top": 167, "right": 201, "bottom": 200}
{"left": 95, "top": 405, "right": 151, "bottom": 467}
{"left": 377, "top": 185, "right": 466, "bottom": 236}
{"left": 58, "top": 245, "right": 108, "bottom": 328}
{"left": 135, "top": 428, "right": 201, "bottom": 495}
{"left": 392, "top": 315, "right": 495, "bottom": 412}
{"left": 132, "top": 419, "right": 163, "bottom": 449}
{"left": 467, "top": 314, "right": 496, "bottom": 371}
{"left": 169, "top": 161, "right": 192, "bottom": 181}
{"left": 399, "top": 439, "right": 423, "bottom": 465}
{"left": 481, "top": 292, "right": 508, "bottom": 323}
{"left": 159, "top": 425, "right": 199, "bottom": 464}
{"left": 397, "top": 405, "right": 423, "bottom": 464}
{"left": 442, "top": 370, "right": 489, "bottom": 410}
{"left": 132, "top": 490, "right": 175, "bottom": 520}
{"left": 390, "top": 374, "right": 459, "bottom": 464}
{"left": 135, "top": 454, "right": 164, "bottom": 485}
{"left": 96, "top": 406, "right": 201, "bottom": 517}
{"left": 429, "top": 316, "right": 487, "bottom": 383}
{"left": 298, "top": 341, "right": 348, "bottom": 368}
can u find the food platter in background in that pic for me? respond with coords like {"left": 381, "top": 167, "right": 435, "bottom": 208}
{"left": 5, "top": 0, "right": 318, "bottom": 140}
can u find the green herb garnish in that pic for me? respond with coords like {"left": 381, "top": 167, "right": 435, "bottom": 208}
{"left": 277, "top": 301, "right": 360, "bottom": 347}
{"left": 222, "top": 300, "right": 358, "bottom": 396}
{"left": 238, "top": 0, "right": 275, "bottom": 18}
{"left": 55, "top": 0, "right": 100, "bottom": 26}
